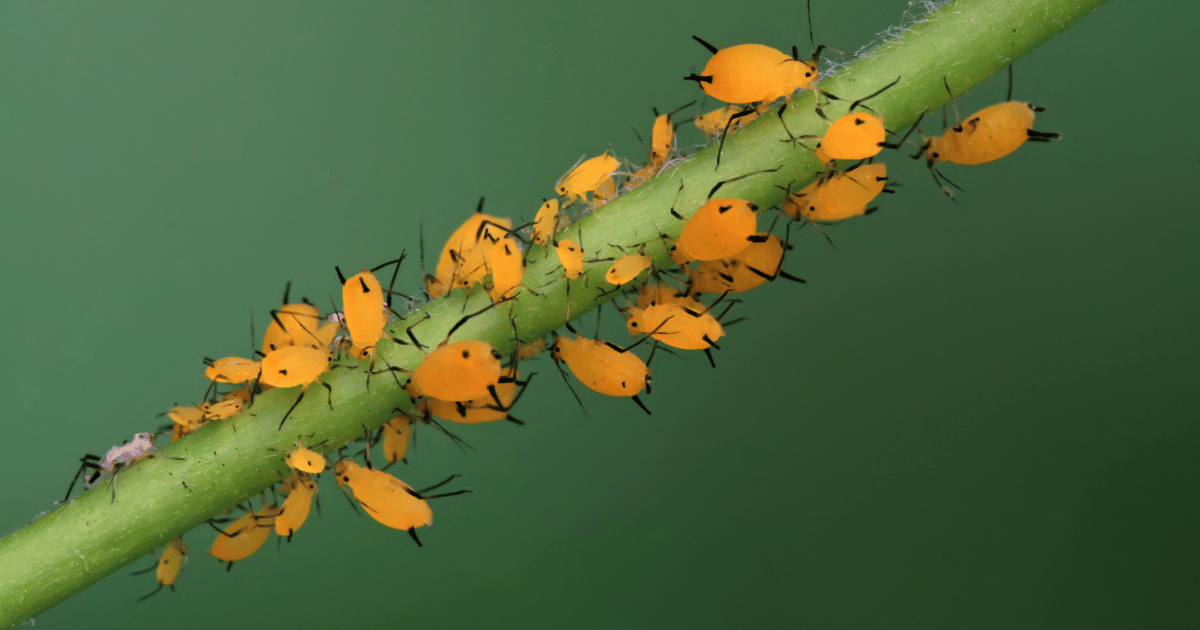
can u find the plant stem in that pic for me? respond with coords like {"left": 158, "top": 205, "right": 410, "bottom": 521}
{"left": 0, "top": 0, "right": 1107, "bottom": 625}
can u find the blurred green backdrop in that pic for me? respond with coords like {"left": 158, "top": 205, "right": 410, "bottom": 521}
{"left": 2, "top": 0, "right": 1196, "bottom": 628}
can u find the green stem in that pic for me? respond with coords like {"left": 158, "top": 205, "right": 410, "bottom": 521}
{"left": 0, "top": 0, "right": 1107, "bottom": 625}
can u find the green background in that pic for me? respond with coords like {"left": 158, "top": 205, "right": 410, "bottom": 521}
{"left": 2, "top": 0, "right": 1196, "bottom": 627}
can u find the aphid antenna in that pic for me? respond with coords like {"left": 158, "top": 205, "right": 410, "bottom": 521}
{"left": 707, "top": 165, "right": 783, "bottom": 199}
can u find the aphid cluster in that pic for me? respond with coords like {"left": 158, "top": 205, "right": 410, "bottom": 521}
{"left": 59, "top": 15, "right": 1059, "bottom": 603}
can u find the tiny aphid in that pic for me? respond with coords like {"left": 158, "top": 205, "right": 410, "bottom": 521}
{"left": 132, "top": 538, "right": 188, "bottom": 603}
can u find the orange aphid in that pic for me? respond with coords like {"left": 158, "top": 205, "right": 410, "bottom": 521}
{"left": 285, "top": 444, "right": 326, "bottom": 474}
{"left": 685, "top": 39, "right": 819, "bottom": 105}
{"left": 922, "top": 101, "right": 1053, "bottom": 166}
{"left": 259, "top": 345, "right": 333, "bottom": 428}
{"left": 555, "top": 152, "right": 620, "bottom": 206}
{"left": 694, "top": 104, "right": 767, "bottom": 139}
{"left": 625, "top": 303, "right": 724, "bottom": 352}
{"left": 604, "top": 253, "right": 653, "bottom": 286}
{"left": 208, "top": 503, "right": 279, "bottom": 570}
{"left": 811, "top": 77, "right": 900, "bottom": 164}
{"left": 531, "top": 199, "right": 561, "bottom": 246}
{"left": 675, "top": 197, "right": 759, "bottom": 262}
{"left": 203, "top": 357, "right": 261, "bottom": 385}
{"left": 409, "top": 340, "right": 504, "bottom": 403}
{"left": 555, "top": 237, "right": 585, "bottom": 280}
{"left": 334, "top": 460, "right": 437, "bottom": 545}
{"left": 134, "top": 538, "right": 188, "bottom": 602}
{"left": 486, "top": 237, "right": 525, "bottom": 302}
{"left": 381, "top": 415, "right": 413, "bottom": 464}
{"left": 782, "top": 163, "right": 889, "bottom": 223}
{"left": 551, "top": 330, "right": 652, "bottom": 413}
{"left": 275, "top": 472, "right": 317, "bottom": 540}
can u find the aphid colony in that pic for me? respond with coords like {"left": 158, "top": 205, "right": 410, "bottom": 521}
{"left": 60, "top": 27, "right": 1059, "bottom": 601}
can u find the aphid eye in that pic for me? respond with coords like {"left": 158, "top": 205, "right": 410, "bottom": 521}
{"left": 461, "top": 349, "right": 470, "bottom": 359}
{"left": 931, "top": 152, "right": 940, "bottom": 158}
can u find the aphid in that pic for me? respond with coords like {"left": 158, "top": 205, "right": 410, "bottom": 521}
{"left": 202, "top": 356, "right": 261, "bottom": 385}
{"left": 334, "top": 459, "right": 467, "bottom": 546}
{"left": 674, "top": 196, "right": 759, "bottom": 262}
{"left": 811, "top": 76, "right": 901, "bottom": 164}
{"left": 486, "top": 236, "right": 526, "bottom": 302}
{"left": 782, "top": 163, "right": 890, "bottom": 223}
{"left": 626, "top": 303, "right": 724, "bottom": 351}
{"left": 903, "top": 68, "right": 1061, "bottom": 197}
{"left": 381, "top": 415, "right": 413, "bottom": 465}
{"left": 684, "top": 39, "right": 818, "bottom": 105}
{"left": 285, "top": 440, "right": 327, "bottom": 474}
{"left": 261, "top": 283, "right": 329, "bottom": 353}
{"left": 669, "top": 169, "right": 779, "bottom": 263}
{"left": 555, "top": 152, "right": 621, "bottom": 207}
{"left": 202, "top": 397, "right": 245, "bottom": 421}
{"left": 555, "top": 237, "right": 585, "bottom": 281}
{"left": 207, "top": 502, "right": 279, "bottom": 571}
{"left": 627, "top": 101, "right": 696, "bottom": 189}
{"left": 428, "top": 198, "right": 513, "bottom": 297}
{"left": 336, "top": 256, "right": 411, "bottom": 386}
{"left": 275, "top": 472, "right": 318, "bottom": 541}
{"left": 409, "top": 339, "right": 504, "bottom": 403}
{"left": 132, "top": 538, "right": 188, "bottom": 603}
{"left": 258, "top": 344, "right": 334, "bottom": 429}
{"left": 531, "top": 199, "right": 561, "bottom": 246}
{"left": 689, "top": 231, "right": 805, "bottom": 294}
{"left": 550, "top": 323, "right": 654, "bottom": 414}
{"left": 604, "top": 251, "right": 654, "bottom": 286}
{"left": 425, "top": 371, "right": 532, "bottom": 425}
{"left": 64, "top": 432, "right": 182, "bottom": 503}
{"left": 694, "top": 103, "right": 766, "bottom": 139}
{"left": 166, "top": 404, "right": 207, "bottom": 441}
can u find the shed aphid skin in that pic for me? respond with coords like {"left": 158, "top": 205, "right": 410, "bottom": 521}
{"left": 131, "top": 538, "right": 187, "bottom": 603}
{"left": 809, "top": 76, "right": 902, "bottom": 164}
{"left": 899, "top": 66, "right": 1061, "bottom": 198}
{"left": 275, "top": 472, "right": 318, "bottom": 541}
{"left": 64, "top": 431, "right": 184, "bottom": 503}
{"left": 554, "top": 151, "right": 621, "bottom": 208}
{"left": 550, "top": 320, "right": 661, "bottom": 415}
{"left": 334, "top": 437, "right": 469, "bottom": 547}
{"left": 207, "top": 500, "right": 279, "bottom": 571}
